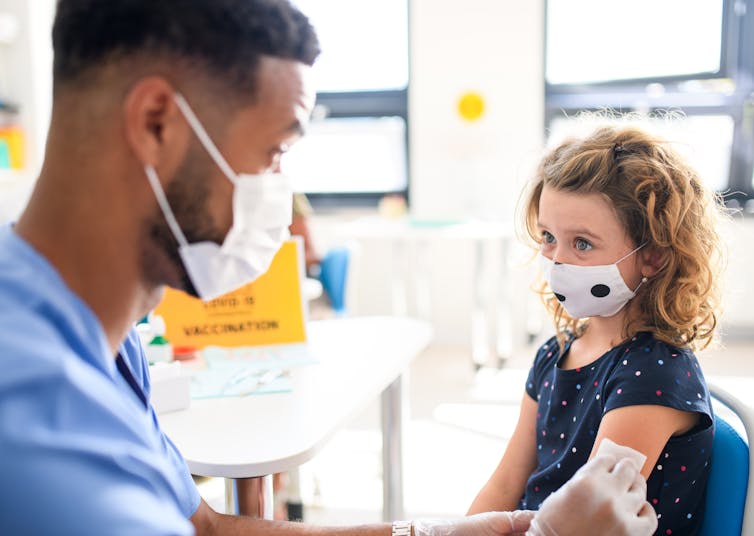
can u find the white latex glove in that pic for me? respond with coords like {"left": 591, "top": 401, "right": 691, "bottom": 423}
{"left": 414, "top": 510, "right": 535, "bottom": 536}
{"left": 526, "top": 446, "right": 657, "bottom": 536}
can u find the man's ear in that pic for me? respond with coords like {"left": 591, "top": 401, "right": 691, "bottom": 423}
{"left": 641, "top": 245, "right": 668, "bottom": 278}
{"left": 123, "top": 77, "right": 189, "bottom": 173}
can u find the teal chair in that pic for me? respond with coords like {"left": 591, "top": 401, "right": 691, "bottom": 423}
{"left": 318, "top": 247, "right": 350, "bottom": 315}
{"left": 700, "top": 383, "right": 754, "bottom": 536}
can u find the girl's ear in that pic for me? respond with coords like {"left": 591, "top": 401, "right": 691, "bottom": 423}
{"left": 641, "top": 246, "right": 668, "bottom": 277}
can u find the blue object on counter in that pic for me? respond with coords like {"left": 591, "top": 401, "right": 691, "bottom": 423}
{"left": 319, "top": 247, "right": 350, "bottom": 314}
{"left": 0, "top": 139, "right": 10, "bottom": 169}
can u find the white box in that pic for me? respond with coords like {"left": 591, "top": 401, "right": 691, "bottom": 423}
{"left": 149, "top": 361, "right": 191, "bottom": 414}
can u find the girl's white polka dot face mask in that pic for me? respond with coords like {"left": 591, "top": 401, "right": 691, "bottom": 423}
{"left": 540, "top": 244, "right": 646, "bottom": 319}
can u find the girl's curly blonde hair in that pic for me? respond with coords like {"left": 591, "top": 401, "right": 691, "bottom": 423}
{"left": 522, "top": 122, "right": 725, "bottom": 351}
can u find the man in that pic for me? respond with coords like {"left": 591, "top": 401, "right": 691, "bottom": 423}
{"left": 0, "top": 1, "right": 658, "bottom": 534}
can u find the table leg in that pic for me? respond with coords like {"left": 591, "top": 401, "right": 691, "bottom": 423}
{"left": 414, "top": 239, "right": 432, "bottom": 321}
{"left": 285, "top": 467, "right": 304, "bottom": 521}
{"left": 471, "top": 238, "right": 491, "bottom": 369}
{"left": 224, "top": 478, "right": 235, "bottom": 514}
{"left": 381, "top": 374, "right": 405, "bottom": 521}
{"left": 226, "top": 474, "right": 274, "bottom": 518}
{"left": 495, "top": 236, "right": 512, "bottom": 368}
{"left": 391, "top": 240, "right": 408, "bottom": 316}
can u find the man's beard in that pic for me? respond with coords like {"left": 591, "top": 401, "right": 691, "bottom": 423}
{"left": 141, "top": 144, "right": 226, "bottom": 298}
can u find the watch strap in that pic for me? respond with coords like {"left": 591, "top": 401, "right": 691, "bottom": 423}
{"left": 392, "top": 520, "right": 412, "bottom": 536}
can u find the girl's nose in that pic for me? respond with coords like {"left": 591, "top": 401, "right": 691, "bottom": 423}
{"left": 550, "top": 247, "right": 562, "bottom": 265}
{"left": 551, "top": 246, "right": 568, "bottom": 265}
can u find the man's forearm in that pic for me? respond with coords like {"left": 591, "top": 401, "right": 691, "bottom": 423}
{"left": 191, "top": 498, "right": 392, "bottom": 536}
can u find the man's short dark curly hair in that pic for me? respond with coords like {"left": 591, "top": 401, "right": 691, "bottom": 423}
{"left": 52, "top": 0, "right": 320, "bottom": 95}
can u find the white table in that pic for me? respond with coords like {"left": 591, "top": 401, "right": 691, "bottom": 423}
{"left": 159, "top": 315, "right": 433, "bottom": 520}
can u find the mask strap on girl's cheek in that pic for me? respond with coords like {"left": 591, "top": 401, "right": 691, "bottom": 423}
{"left": 615, "top": 241, "right": 648, "bottom": 264}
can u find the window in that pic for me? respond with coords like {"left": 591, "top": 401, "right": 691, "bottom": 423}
{"left": 290, "top": 0, "right": 409, "bottom": 208}
{"left": 545, "top": 0, "right": 754, "bottom": 206}
{"left": 546, "top": 0, "right": 727, "bottom": 85}
{"left": 283, "top": 116, "right": 407, "bottom": 195}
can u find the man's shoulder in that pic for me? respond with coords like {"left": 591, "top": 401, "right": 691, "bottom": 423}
{"left": 0, "top": 224, "right": 79, "bottom": 303}
{"left": 0, "top": 304, "right": 69, "bottom": 368}
{"left": 0, "top": 301, "right": 109, "bottom": 419}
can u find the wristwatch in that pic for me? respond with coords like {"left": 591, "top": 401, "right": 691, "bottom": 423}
{"left": 392, "top": 520, "right": 412, "bottom": 536}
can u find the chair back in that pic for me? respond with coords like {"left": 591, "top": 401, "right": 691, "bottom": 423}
{"left": 700, "top": 383, "right": 754, "bottom": 536}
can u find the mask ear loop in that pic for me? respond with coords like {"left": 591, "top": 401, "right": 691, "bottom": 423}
{"left": 615, "top": 242, "right": 648, "bottom": 265}
{"left": 616, "top": 242, "right": 650, "bottom": 294}
{"left": 173, "top": 93, "right": 238, "bottom": 185}
{"left": 632, "top": 275, "right": 649, "bottom": 294}
{"left": 144, "top": 164, "right": 189, "bottom": 249}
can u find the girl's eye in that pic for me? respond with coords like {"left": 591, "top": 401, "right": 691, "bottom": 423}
{"left": 542, "top": 231, "right": 555, "bottom": 244}
{"left": 575, "top": 238, "right": 592, "bottom": 251}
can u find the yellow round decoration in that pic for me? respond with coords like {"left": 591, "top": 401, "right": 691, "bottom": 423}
{"left": 457, "top": 92, "right": 485, "bottom": 121}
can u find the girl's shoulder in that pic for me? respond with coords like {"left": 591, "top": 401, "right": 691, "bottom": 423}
{"left": 533, "top": 334, "right": 564, "bottom": 362}
{"left": 622, "top": 332, "right": 696, "bottom": 360}
{"left": 603, "top": 332, "right": 711, "bottom": 419}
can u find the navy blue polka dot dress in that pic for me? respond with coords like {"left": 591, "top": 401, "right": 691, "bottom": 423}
{"left": 520, "top": 332, "right": 713, "bottom": 536}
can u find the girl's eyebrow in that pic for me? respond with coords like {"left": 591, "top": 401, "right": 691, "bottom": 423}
{"left": 569, "top": 228, "right": 602, "bottom": 241}
{"left": 537, "top": 222, "right": 604, "bottom": 242}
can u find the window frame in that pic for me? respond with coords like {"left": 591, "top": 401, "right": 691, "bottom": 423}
{"left": 300, "top": 89, "right": 410, "bottom": 209}
{"left": 292, "top": 0, "right": 411, "bottom": 210}
{"left": 544, "top": 0, "right": 754, "bottom": 207}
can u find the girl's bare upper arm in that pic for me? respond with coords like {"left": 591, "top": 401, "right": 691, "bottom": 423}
{"left": 589, "top": 405, "right": 699, "bottom": 479}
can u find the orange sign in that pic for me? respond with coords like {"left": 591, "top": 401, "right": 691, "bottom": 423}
{"left": 154, "top": 239, "right": 307, "bottom": 348}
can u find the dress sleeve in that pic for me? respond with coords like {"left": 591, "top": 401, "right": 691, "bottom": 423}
{"left": 602, "top": 338, "right": 712, "bottom": 427}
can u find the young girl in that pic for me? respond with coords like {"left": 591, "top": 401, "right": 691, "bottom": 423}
{"left": 468, "top": 123, "right": 724, "bottom": 536}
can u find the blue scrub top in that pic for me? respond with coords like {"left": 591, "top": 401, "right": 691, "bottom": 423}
{"left": 0, "top": 224, "right": 199, "bottom": 535}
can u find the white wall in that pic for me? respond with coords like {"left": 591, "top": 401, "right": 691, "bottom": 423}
{"left": 718, "top": 216, "right": 754, "bottom": 338}
{"left": 410, "top": 0, "right": 545, "bottom": 223}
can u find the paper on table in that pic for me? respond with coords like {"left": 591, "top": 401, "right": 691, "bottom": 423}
{"left": 190, "top": 343, "right": 317, "bottom": 399}
{"left": 190, "top": 366, "right": 291, "bottom": 399}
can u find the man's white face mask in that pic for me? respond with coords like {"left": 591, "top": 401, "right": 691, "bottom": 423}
{"left": 144, "top": 93, "right": 293, "bottom": 302}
